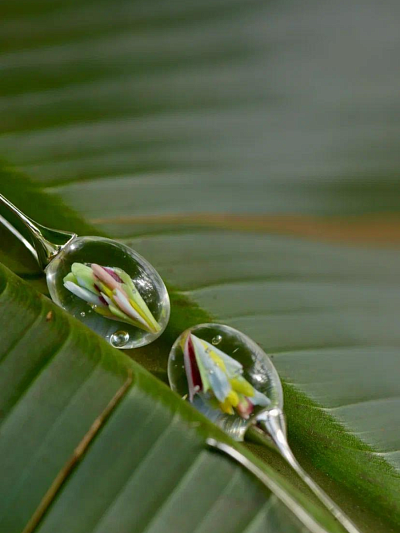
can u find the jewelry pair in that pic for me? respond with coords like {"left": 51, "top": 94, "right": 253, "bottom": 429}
{"left": 0, "top": 194, "right": 360, "bottom": 533}
{"left": 0, "top": 194, "right": 280, "bottom": 428}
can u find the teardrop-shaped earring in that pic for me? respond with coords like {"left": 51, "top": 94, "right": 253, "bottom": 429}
{"left": 0, "top": 194, "right": 170, "bottom": 349}
{"left": 168, "top": 323, "right": 360, "bottom": 533}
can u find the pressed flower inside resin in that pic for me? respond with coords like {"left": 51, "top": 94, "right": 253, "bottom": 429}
{"left": 0, "top": 195, "right": 169, "bottom": 349}
{"left": 168, "top": 324, "right": 283, "bottom": 427}
{"left": 46, "top": 237, "right": 170, "bottom": 349}
{"left": 182, "top": 333, "right": 269, "bottom": 418}
{"left": 64, "top": 263, "right": 161, "bottom": 334}
{"left": 168, "top": 328, "right": 358, "bottom": 533}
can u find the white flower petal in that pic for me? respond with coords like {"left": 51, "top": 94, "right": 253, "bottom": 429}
{"left": 64, "top": 281, "right": 104, "bottom": 307}
{"left": 101, "top": 292, "right": 112, "bottom": 306}
{"left": 191, "top": 335, "right": 231, "bottom": 402}
{"left": 250, "top": 388, "right": 270, "bottom": 407}
{"left": 206, "top": 343, "right": 243, "bottom": 377}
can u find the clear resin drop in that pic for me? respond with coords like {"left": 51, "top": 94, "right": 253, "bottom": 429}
{"left": 46, "top": 237, "right": 170, "bottom": 349}
{"left": 168, "top": 323, "right": 283, "bottom": 439}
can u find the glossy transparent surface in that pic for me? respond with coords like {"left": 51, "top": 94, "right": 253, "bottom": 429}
{"left": 168, "top": 323, "right": 283, "bottom": 439}
{"left": 46, "top": 236, "right": 170, "bottom": 348}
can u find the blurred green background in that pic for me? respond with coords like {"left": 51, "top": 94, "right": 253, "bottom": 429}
{"left": 1, "top": 1, "right": 400, "bottom": 532}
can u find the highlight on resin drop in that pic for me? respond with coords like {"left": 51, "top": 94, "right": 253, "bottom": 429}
{"left": 182, "top": 333, "right": 270, "bottom": 419}
{"left": 63, "top": 263, "right": 161, "bottom": 333}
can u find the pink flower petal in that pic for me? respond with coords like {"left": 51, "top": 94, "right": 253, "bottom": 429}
{"left": 236, "top": 397, "right": 254, "bottom": 419}
{"left": 103, "top": 267, "right": 123, "bottom": 283}
{"left": 113, "top": 289, "right": 149, "bottom": 329}
{"left": 184, "top": 334, "right": 203, "bottom": 402}
{"left": 91, "top": 263, "right": 121, "bottom": 290}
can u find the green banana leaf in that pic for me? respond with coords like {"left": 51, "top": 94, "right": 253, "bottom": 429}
{"left": 1, "top": 1, "right": 400, "bottom": 533}
{"left": 0, "top": 262, "right": 342, "bottom": 533}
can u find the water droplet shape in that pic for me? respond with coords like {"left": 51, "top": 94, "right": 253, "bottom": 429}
{"left": 46, "top": 237, "right": 170, "bottom": 349}
{"left": 168, "top": 324, "right": 360, "bottom": 533}
{"left": 168, "top": 323, "right": 283, "bottom": 440}
{"left": 0, "top": 195, "right": 170, "bottom": 349}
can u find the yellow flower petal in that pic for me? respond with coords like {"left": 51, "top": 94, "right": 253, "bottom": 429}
{"left": 230, "top": 377, "right": 254, "bottom": 397}
{"left": 227, "top": 389, "right": 239, "bottom": 407}
{"left": 219, "top": 398, "right": 235, "bottom": 414}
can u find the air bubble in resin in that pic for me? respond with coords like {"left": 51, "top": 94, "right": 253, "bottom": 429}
{"left": 212, "top": 335, "right": 222, "bottom": 345}
{"left": 46, "top": 236, "right": 170, "bottom": 349}
{"left": 110, "top": 330, "right": 130, "bottom": 348}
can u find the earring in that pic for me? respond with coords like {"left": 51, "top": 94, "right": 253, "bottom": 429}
{"left": 168, "top": 323, "right": 359, "bottom": 533}
{"left": 168, "top": 323, "right": 279, "bottom": 437}
{"left": 0, "top": 194, "right": 170, "bottom": 349}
